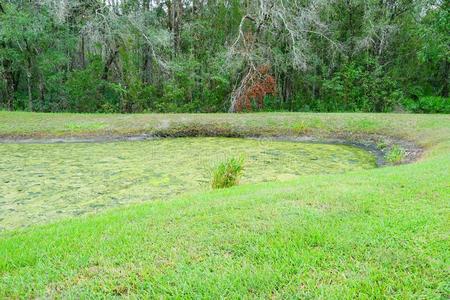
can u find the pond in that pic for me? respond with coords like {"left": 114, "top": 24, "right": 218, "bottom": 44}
{"left": 0, "top": 137, "right": 376, "bottom": 229}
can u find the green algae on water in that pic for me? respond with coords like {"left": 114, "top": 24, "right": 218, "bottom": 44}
{"left": 0, "top": 137, "right": 376, "bottom": 229}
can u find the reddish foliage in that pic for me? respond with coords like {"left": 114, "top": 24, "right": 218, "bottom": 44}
{"left": 235, "top": 65, "right": 276, "bottom": 112}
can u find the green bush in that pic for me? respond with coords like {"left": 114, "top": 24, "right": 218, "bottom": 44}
{"left": 65, "top": 57, "right": 123, "bottom": 113}
{"left": 417, "top": 96, "right": 449, "bottom": 113}
{"left": 211, "top": 156, "right": 245, "bottom": 189}
{"left": 322, "top": 59, "right": 403, "bottom": 112}
{"left": 402, "top": 96, "right": 449, "bottom": 113}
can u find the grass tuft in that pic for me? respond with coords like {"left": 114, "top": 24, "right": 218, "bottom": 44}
{"left": 211, "top": 156, "right": 245, "bottom": 189}
{"left": 386, "top": 145, "right": 405, "bottom": 164}
{"left": 376, "top": 140, "right": 387, "bottom": 150}
{"left": 292, "top": 121, "right": 309, "bottom": 135}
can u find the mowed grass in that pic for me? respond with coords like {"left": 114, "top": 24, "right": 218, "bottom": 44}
{"left": 0, "top": 111, "right": 448, "bottom": 144}
{"left": 0, "top": 112, "right": 449, "bottom": 298}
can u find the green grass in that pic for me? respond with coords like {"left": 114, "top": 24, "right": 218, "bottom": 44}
{"left": 0, "top": 111, "right": 448, "bottom": 145}
{"left": 0, "top": 112, "right": 449, "bottom": 298}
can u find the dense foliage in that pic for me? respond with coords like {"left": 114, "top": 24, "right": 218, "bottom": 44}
{"left": 0, "top": 0, "right": 448, "bottom": 113}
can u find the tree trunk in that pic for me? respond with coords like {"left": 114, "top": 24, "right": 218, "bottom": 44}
{"left": 142, "top": 46, "right": 153, "bottom": 84}
{"left": 166, "top": 1, "right": 173, "bottom": 31}
{"left": 80, "top": 35, "right": 86, "bottom": 68}
{"left": 26, "top": 66, "right": 33, "bottom": 112}
{"left": 38, "top": 71, "right": 45, "bottom": 109}
{"left": 1, "top": 79, "right": 6, "bottom": 109}
{"left": 5, "top": 71, "right": 15, "bottom": 111}
{"left": 282, "top": 72, "right": 292, "bottom": 109}
{"left": 173, "top": 0, "right": 182, "bottom": 55}
{"left": 441, "top": 60, "right": 449, "bottom": 97}
{"left": 102, "top": 50, "right": 118, "bottom": 81}
{"left": 142, "top": 0, "right": 152, "bottom": 84}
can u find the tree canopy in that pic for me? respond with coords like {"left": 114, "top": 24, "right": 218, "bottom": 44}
{"left": 0, "top": 0, "right": 448, "bottom": 113}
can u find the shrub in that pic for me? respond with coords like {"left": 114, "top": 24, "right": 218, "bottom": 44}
{"left": 211, "top": 156, "right": 245, "bottom": 189}
{"left": 386, "top": 145, "right": 405, "bottom": 164}
{"left": 401, "top": 96, "right": 450, "bottom": 113}
{"left": 416, "top": 96, "right": 449, "bottom": 113}
{"left": 65, "top": 57, "right": 123, "bottom": 113}
{"left": 322, "top": 59, "right": 403, "bottom": 112}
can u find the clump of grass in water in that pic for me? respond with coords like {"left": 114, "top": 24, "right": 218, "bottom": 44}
{"left": 386, "top": 145, "right": 405, "bottom": 164}
{"left": 211, "top": 156, "right": 245, "bottom": 189}
{"left": 377, "top": 140, "right": 387, "bottom": 150}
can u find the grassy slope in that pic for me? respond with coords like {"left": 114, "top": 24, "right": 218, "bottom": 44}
{"left": 0, "top": 111, "right": 448, "bottom": 145}
{"left": 0, "top": 112, "right": 449, "bottom": 298}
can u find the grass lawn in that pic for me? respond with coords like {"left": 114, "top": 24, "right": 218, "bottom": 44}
{"left": 0, "top": 112, "right": 449, "bottom": 298}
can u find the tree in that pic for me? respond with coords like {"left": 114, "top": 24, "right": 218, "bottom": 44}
{"left": 0, "top": 0, "right": 447, "bottom": 113}
{"left": 227, "top": 0, "right": 337, "bottom": 112}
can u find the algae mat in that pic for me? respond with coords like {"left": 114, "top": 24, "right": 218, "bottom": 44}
{"left": 0, "top": 137, "right": 376, "bottom": 230}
